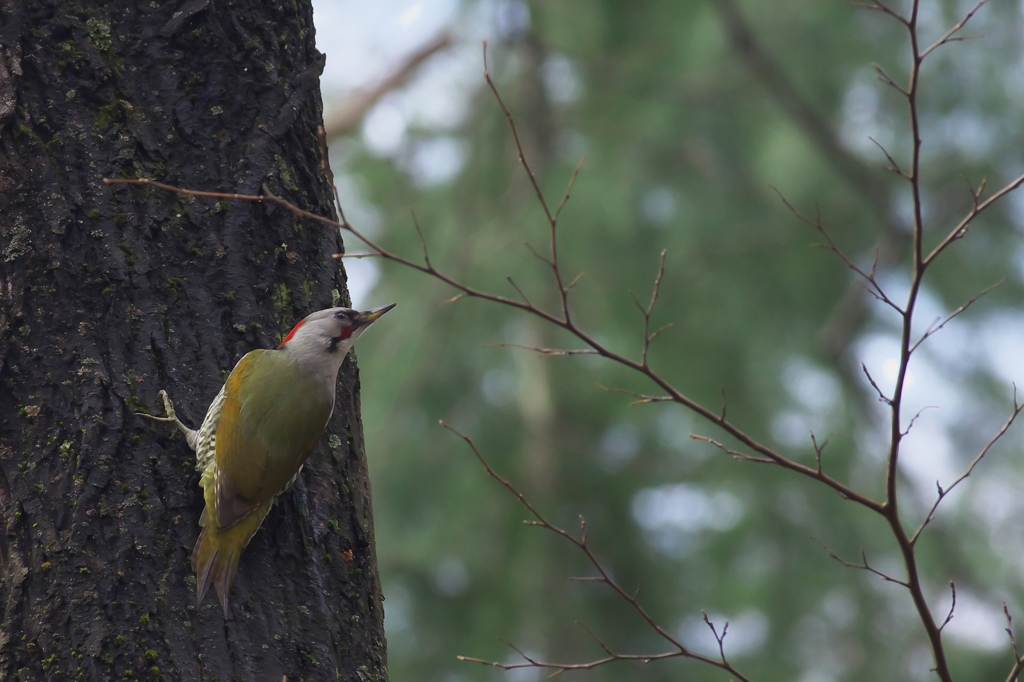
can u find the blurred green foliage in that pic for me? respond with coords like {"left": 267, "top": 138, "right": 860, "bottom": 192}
{"left": 337, "top": 1, "right": 1024, "bottom": 680}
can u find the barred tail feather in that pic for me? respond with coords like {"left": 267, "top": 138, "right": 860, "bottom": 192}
{"left": 191, "top": 500, "right": 272, "bottom": 618}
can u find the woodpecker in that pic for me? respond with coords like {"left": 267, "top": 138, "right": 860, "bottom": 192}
{"left": 140, "top": 304, "right": 394, "bottom": 617}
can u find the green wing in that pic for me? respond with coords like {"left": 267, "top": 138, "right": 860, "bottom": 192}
{"left": 212, "top": 350, "right": 334, "bottom": 529}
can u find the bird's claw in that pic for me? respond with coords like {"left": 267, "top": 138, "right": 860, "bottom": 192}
{"left": 136, "top": 390, "right": 178, "bottom": 423}
{"left": 137, "top": 390, "right": 196, "bottom": 448}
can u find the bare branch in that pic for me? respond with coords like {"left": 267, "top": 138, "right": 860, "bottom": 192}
{"left": 555, "top": 156, "right": 586, "bottom": 221}
{"left": 576, "top": 621, "right": 616, "bottom": 658}
{"left": 911, "top": 388, "right": 1024, "bottom": 545}
{"left": 690, "top": 434, "right": 756, "bottom": 461}
{"left": 869, "top": 136, "right": 908, "bottom": 178}
{"left": 437, "top": 294, "right": 464, "bottom": 308}
{"left": 938, "top": 582, "right": 956, "bottom": 632}
{"left": 925, "top": 173, "right": 1024, "bottom": 266}
{"left": 628, "top": 291, "right": 646, "bottom": 317}
{"left": 507, "top": 277, "right": 534, "bottom": 308}
{"left": 105, "top": 178, "right": 269, "bottom": 203}
{"left": 920, "top": 0, "right": 988, "bottom": 60}
{"left": 482, "top": 42, "right": 573, "bottom": 323}
{"left": 901, "top": 405, "right": 937, "bottom": 437}
{"left": 909, "top": 279, "right": 1005, "bottom": 353}
{"left": 810, "top": 431, "right": 831, "bottom": 475}
{"left": 813, "top": 539, "right": 908, "bottom": 587}
{"left": 633, "top": 249, "right": 670, "bottom": 367}
{"left": 1005, "top": 603, "right": 1024, "bottom": 682}
{"left": 487, "top": 343, "right": 599, "bottom": 356}
{"left": 716, "top": 0, "right": 913, "bottom": 363}
{"left": 854, "top": 1, "right": 909, "bottom": 25}
{"left": 440, "top": 421, "right": 558, "bottom": 536}
{"left": 649, "top": 322, "right": 673, "bottom": 342}
{"left": 861, "top": 363, "right": 892, "bottom": 405}
{"left": 596, "top": 384, "right": 674, "bottom": 405}
{"left": 715, "top": 0, "right": 902, "bottom": 235}
{"left": 410, "top": 209, "right": 432, "bottom": 269}
{"left": 702, "top": 611, "right": 730, "bottom": 662}
{"left": 458, "top": 650, "right": 685, "bottom": 672}
{"left": 647, "top": 249, "right": 667, "bottom": 315}
{"left": 524, "top": 241, "right": 554, "bottom": 267}
{"left": 440, "top": 423, "right": 753, "bottom": 681}
{"left": 872, "top": 62, "right": 909, "bottom": 96}
{"left": 775, "top": 188, "right": 904, "bottom": 314}
{"left": 107, "top": 178, "right": 552, "bottom": 324}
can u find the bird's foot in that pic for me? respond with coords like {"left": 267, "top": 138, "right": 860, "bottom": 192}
{"left": 137, "top": 390, "right": 199, "bottom": 451}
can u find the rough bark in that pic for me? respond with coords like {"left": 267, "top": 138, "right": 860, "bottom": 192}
{"left": 0, "top": 1, "right": 388, "bottom": 680}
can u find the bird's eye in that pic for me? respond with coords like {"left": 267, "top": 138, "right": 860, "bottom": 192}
{"left": 334, "top": 310, "right": 351, "bottom": 323}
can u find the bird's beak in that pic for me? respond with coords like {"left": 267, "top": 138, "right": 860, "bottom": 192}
{"left": 356, "top": 303, "right": 396, "bottom": 327}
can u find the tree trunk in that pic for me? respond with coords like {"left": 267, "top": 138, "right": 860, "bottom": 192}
{"left": 0, "top": 2, "right": 388, "bottom": 680}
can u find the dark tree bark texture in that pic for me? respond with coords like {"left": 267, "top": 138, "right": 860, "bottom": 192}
{"left": 0, "top": 1, "right": 388, "bottom": 680}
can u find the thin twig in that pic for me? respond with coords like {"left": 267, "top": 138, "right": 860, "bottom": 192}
{"left": 925, "top": 174, "right": 1024, "bottom": 266}
{"left": 901, "top": 405, "right": 936, "bottom": 437}
{"left": 909, "top": 279, "right": 1005, "bottom": 353}
{"left": 690, "top": 434, "right": 761, "bottom": 462}
{"left": 507, "top": 277, "right": 533, "bottom": 308}
{"left": 861, "top": 363, "right": 891, "bottom": 405}
{"left": 855, "top": 0, "right": 909, "bottom": 26}
{"left": 871, "top": 62, "right": 909, "bottom": 95}
{"left": 410, "top": 209, "right": 432, "bottom": 269}
{"left": 637, "top": 250, "right": 668, "bottom": 367}
{"left": 869, "top": 136, "right": 908, "bottom": 178}
{"left": 910, "top": 388, "right": 1024, "bottom": 546}
{"left": 439, "top": 423, "right": 753, "bottom": 681}
{"left": 813, "top": 539, "right": 909, "bottom": 587}
{"left": 487, "top": 343, "right": 598, "bottom": 356}
{"left": 938, "top": 582, "right": 956, "bottom": 632}
{"left": 576, "top": 621, "right": 616, "bottom": 658}
{"left": 1005, "top": 603, "right": 1024, "bottom": 682}
{"left": 810, "top": 431, "right": 831, "bottom": 475}
{"left": 595, "top": 384, "right": 674, "bottom": 405}
{"left": 482, "top": 42, "right": 573, "bottom": 324}
{"left": 524, "top": 241, "right": 554, "bottom": 267}
{"left": 702, "top": 612, "right": 730, "bottom": 662}
{"left": 775, "top": 188, "right": 904, "bottom": 314}
{"left": 555, "top": 156, "right": 586, "bottom": 221}
{"left": 919, "top": 0, "right": 988, "bottom": 60}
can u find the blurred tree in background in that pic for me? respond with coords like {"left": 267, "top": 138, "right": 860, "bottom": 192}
{"left": 319, "top": 0, "right": 1024, "bottom": 680}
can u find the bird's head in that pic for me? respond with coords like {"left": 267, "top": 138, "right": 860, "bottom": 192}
{"left": 278, "top": 303, "right": 396, "bottom": 360}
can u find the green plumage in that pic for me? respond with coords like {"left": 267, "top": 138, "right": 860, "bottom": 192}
{"left": 192, "top": 349, "right": 334, "bottom": 616}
